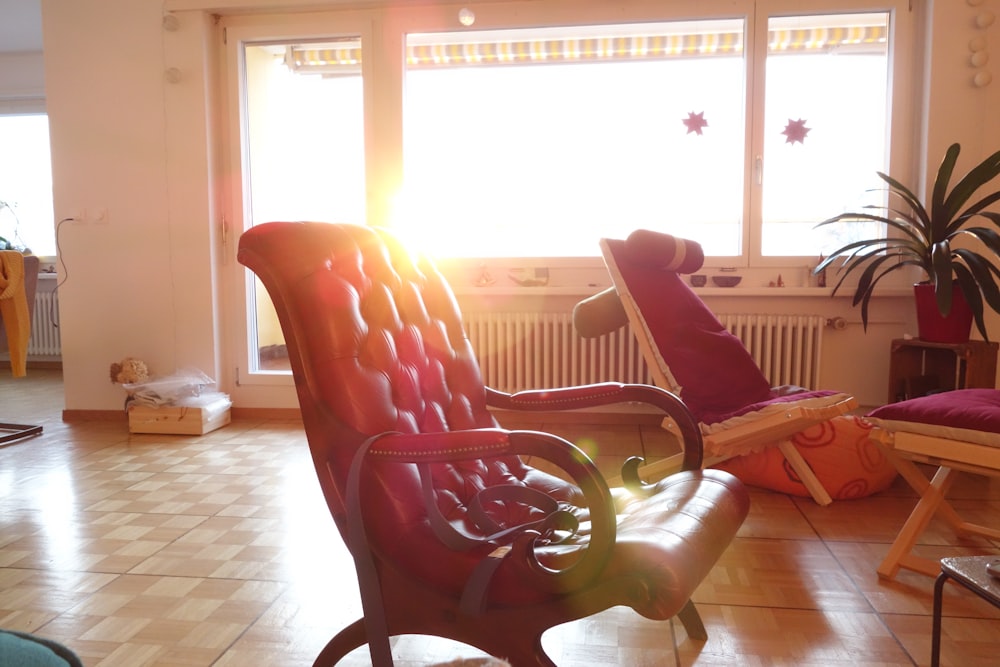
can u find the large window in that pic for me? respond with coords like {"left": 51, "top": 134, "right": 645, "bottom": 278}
{"left": 223, "top": 0, "right": 915, "bottom": 383}
{"left": 398, "top": 12, "right": 896, "bottom": 260}
{"left": 0, "top": 113, "right": 54, "bottom": 258}
{"left": 228, "top": 1, "right": 912, "bottom": 266}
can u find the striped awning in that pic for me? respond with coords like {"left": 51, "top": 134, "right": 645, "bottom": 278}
{"left": 403, "top": 31, "right": 746, "bottom": 66}
{"left": 769, "top": 25, "right": 886, "bottom": 52}
{"left": 285, "top": 24, "right": 887, "bottom": 75}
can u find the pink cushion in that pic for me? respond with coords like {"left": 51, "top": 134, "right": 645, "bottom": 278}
{"left": 605, "top": 238, "right": 771, "bottom": 421}
{"left": 866, "top": 389, "right": 1000, "bottom": 432}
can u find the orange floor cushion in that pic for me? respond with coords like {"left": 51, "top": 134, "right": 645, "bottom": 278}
{"left": 713, "top": 415, "right": 897, "bottom": 500}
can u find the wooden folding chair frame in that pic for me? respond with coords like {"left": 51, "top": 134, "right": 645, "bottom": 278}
{"left": 608, "top": 396, "right": 858, "bottom": 505}
{"left": 870, "top": 427, "right": 1000, "bottom": 579}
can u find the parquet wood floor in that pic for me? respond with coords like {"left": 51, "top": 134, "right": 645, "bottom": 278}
{"left": 2, "top": 369, "right": 999, "bottom": 666}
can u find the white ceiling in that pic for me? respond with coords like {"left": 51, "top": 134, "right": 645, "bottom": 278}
{"left": 0, "top": 0, "right": 43, "bottom": 53}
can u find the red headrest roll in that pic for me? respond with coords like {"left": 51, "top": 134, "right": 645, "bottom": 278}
{"left": 623, "top": 229, "right": 704, "bottom": 274}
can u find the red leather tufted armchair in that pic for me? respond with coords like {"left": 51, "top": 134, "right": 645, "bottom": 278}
{"left": 237, "top": 222, "right": 749, "bottom": 667}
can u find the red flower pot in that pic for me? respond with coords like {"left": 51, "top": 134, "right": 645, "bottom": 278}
{"left": 914, "top": 282, "right": 974, "bottom": 343}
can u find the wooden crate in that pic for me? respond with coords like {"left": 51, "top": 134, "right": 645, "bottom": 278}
{"left": 128, "top": 396, "right": 232, "bottom": 435}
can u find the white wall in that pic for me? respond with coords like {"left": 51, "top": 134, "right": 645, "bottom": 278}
{"left": 921, "top": 0, "right": 1000, "bottom": 384}
{"left": 34, "top": 0, "right": 1000, "bottom": 412}
{"left": 41, "top": 0, "right": 222, "bottom": 411}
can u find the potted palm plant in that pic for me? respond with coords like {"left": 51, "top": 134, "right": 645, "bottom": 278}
{"left": 815, "top": 143, "right": 1000, "bottom": 343}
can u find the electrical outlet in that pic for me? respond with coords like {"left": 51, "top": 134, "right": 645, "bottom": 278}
{"left": 68, "top": 208, "right": 110, "bottom": 224}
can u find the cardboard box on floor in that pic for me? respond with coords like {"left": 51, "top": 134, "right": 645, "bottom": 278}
{"left": 128, "top": 395, "right": 232, "bottom": 435}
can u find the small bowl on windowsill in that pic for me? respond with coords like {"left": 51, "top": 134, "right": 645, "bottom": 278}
{"left": 712, "top": 275, "right": 742, "bottom": 288}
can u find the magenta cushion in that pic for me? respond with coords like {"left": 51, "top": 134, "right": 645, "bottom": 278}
{"left": 866, "top": 389, "right": 1000, "bottom": 432}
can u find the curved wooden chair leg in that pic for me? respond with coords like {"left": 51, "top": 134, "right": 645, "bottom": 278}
{"left": 677, "top": 599, "right": 707, "bottom": 641}
{"left": 528, "top": 642, "right": 558, "bottom": 667}
{"left": 497, "top": 633, "right": 557, "bottom": 667}
{"left": 312, "top": 618, "right": 368, "bottom": 667}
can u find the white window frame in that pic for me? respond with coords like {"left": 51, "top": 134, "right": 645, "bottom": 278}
{"left": 218, "top": 0, "right": 918, "bottom": 393}
{"left": 220, "top": 10, "right": 377, "bottom": 396}
{"left": 747, "top": 0, "right": 917, "bottom": 271}
{"left": 220, "top": 0, "right": 917, "bottom": 272}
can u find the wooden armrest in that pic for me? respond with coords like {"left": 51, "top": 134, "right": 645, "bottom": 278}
{"left": 487, "top": 382, "right": 704, "bottom": 471}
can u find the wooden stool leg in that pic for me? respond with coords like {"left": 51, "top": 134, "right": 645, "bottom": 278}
{"left": 891, "top": 453, "right": 967, "bottom": 531}
{"left": 878, "top": 465, "right": 958, "bottom": 579}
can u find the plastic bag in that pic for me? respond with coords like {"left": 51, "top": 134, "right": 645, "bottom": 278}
{"left": 123, "top": 368, "right": 216, "bottom": 408}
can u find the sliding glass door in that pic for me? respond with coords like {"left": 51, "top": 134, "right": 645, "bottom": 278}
{"left": 222, "top": 13, "right": 375, "bottom": 405}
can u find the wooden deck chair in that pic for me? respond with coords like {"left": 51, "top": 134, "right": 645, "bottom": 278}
{"left": 576, "top": 230, "right": 858, "bottom": 505}
{"left": 866, "top": 389, "right": 1000, "bottom": 579}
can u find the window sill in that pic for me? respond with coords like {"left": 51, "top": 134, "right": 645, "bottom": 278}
{"left": 692, "top": 286, "right": 913, "bottom": 298}
{"left": 452, "top": 284, "right": 914, "bottom": 298}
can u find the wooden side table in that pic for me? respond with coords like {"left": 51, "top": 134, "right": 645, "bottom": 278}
{"left": 887, "top": 338, "right": 998, "bottom": 403}
{"left": 932, "top": 556, "right": 1000, "bottom": 667}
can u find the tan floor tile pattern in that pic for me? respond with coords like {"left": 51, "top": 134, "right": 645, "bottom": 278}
{"left": 700, "top": 537, "right": 873, "bottom": 612}
{"left": 2, "top": 369, "right": 1000, "bottom": 665}
{"left": 826, "top": 541, "right": 1000, "bottom": 618}
{"left": 734, "top": 492, "right": 822, "bottom": 541}
{"left": 883, "top": 612, "right": 1000, "bottom": 667}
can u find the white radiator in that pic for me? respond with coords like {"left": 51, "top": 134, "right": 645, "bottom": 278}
{"left": 718, "top": 313, "right": 825, "bottom": 389}
{"left": 28, "top": 288, "right": 61, "bottom": 357}
{"left": 464, "top": 312, "right": 825, "bottom": 393}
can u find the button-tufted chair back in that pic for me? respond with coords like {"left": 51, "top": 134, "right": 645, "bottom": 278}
{"left": 238, "top": 223, "right": 563, "bottom": 527}
{"left": 249, "top": 221, "right": 488, "bottom": 431}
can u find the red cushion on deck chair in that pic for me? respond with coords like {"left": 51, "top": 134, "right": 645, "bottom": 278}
{"left": 606, "top": 238, "right": 772, "bottom": 421}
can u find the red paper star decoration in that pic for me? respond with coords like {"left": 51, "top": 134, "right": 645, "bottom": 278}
{"left": 683, "top": 111, "right": 708, "bottom": 135}
{"left": 782, "top": 118, "right": 811, "bottom": 144}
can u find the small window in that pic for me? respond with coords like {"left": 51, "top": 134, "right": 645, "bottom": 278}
{"left": 760, "top": 13, "right": 890, "bottom": 257}
{"left": 0, "top": 113, "right": 54, "bottom": 257}
{"left": 240, "top": 39, "right": 367, "bottom": 373}
{"left": 242, "top": 41, "right": 366, "bottom": 226}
